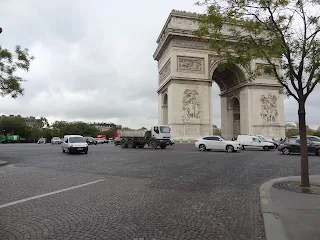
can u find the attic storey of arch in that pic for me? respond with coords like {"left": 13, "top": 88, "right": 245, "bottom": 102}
{"left": 195, "top": 0, "right": 320, "bottom": 101}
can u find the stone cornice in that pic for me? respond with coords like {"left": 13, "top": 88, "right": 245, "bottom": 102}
{"left": 157, "top": 77, "right": 211, "bottom": 93}
{"left": 156, "top": 10, "right": 202, "bottom": 44}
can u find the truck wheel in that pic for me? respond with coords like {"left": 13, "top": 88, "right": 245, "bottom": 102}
{"left": 121, "top": 139, "right": 128, "bottom": 148}
{"left": 160, "top": 143, "right": 167, "bottom": 149}
{"left": 150, "top": 141, "right": 157, "bottom": 149}
{"left": 127, "top": 139, "right": 134, "bottom": 148}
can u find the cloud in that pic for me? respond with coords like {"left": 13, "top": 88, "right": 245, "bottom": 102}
{"left": 0, "top": 0, "right": 319, "bottom": 130}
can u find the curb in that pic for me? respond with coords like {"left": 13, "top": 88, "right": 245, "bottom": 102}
{"left": 0, "top": 160, "right": 8, "bottom": 167}
{"left": 259, "top": 177, "right": 289, "bottom": 240}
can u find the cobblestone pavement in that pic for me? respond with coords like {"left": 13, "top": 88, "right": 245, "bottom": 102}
{"left": 1, "top": 143, "right": 320, "bottom": 240}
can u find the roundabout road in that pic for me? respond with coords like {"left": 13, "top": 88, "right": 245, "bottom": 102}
{"left": 0, "top": 143, "right": 320, "bottom": 239}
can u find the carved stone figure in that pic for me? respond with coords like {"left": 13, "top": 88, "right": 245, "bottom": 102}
{"left": 182, "top": 89, "right": 201, "bottom": 121}
{"left": 260, "top": 94, "right": 278, "bottom": 123}
{"left": 178, "top": 57, "right": 204, "bottom": 72}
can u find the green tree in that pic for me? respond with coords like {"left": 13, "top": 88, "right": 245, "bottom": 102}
{"left": 35, "top": 117, "right": 49, "bottom": 129}
{"left": 0, "top": 115, "right": 28, "bottom": 137}
{"left": 51, "top": 121, "right": 99, "bottom": 137}
{"left": 195, "top": 0, "right": 320, "bottom": 187}
{"left": 213, "top": 128, "right": 221, "bottom": 136}
{"left": 0, "top": 45, "right": 34, "bottom": 98}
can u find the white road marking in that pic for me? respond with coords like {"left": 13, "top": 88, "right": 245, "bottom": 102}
{"left": 0, "top": 179, "right": 105, "bottom": 209}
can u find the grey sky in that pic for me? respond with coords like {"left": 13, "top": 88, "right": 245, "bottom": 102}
{"left": 1, "top": 0, "right": 319, "bottom": 129}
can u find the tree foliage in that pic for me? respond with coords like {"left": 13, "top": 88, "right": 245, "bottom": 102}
{"left": 0, "top": 115, "right": 27, "bottom": 136}
{"left": 195, "top": 0, "right": 320, "bottom": 187}
{"left": 0, "top": 45, "right": 35, "bottom": 98}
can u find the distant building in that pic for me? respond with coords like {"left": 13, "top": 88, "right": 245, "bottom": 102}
{"left": 89, "top": 122, "right": 116, "bottom": 132}
{"left": 24, "top": 116, "right": 38, "bottom": 127}
{"left": 285, "top": 121, "right": 298, "bottom": 129}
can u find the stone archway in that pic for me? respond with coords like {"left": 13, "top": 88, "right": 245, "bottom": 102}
{"left": 162, "top": 93, "right": 168, "bottom": 125}
{"left": 230, "top": 97, "right": 240, "bottom": 139}
{"left": 211, "top": 63, "right": 245, "bottom": 139}
{"left": 154, "top": 10, "right": 285, "bottom": 140}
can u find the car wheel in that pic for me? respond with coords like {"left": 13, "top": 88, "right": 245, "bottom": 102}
{"left": 226, "top": 145, "right": 234, "bottom": 153}
{"left": 199, "top": 144, "right": 206, "bottom": 151}
{"left": 316, "top": 149, "right": 320, "bottom": 156}
{"left": 240, "top": 145, "right": 245, "bottom": 150}
{"left": 62, "top": 147, "right": 65, "bottom": 153}
{"left": 85, "top": 151, "right": 88, "bottom": 154}
{"left": 67, "top": 148, "right": 72, "bottom": 154}
{"left": 282, "top": 147, "right": 290, "bottom": 155}
{"left": 263, "top": 146, "right": 270, "bottom": 151}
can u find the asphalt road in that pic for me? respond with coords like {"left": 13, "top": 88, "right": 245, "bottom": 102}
{"left": 0, "top": 143, "right": 320, "bottom": 240}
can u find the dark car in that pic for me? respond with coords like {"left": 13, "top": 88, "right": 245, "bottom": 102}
{"left": 289, "top": 135, "right": 320, "bottom": 145}
{"left": 85, "top": 137, "right": 97, "bottom": 145}
{"left": 278, "top": 138, "right": 320, "bottom": 155}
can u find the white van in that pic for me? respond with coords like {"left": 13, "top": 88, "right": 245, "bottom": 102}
{"left": 237, "top": 134, "right": 275, "bottom": 151}
{"left": 62, "top": 135, "right": 88, "bottom": 154}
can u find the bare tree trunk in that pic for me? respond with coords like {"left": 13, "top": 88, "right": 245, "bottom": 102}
{"left": 298, "top": 101, "right": 310, "bottom": 187}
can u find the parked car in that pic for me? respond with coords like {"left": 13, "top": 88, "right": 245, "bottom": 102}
{"left": 237, "top": 134, "right": 275, "bottom": 151}
{"left": 37, "top": 138, "right": 46, "bottom": 144}
{"left": 51, "top": 137, "right": 62, "bottom": 144}
{"left": 195, "top": 136, "right": 241, "bottom": 152}
{"left": 278, "top": 138, "right": 320, "bottom": 155}
{"left": 62, "top": 135, "right": 88, "bottom": 154}
{"left": 84, "top": 137, "right": 97, "bottom": 145}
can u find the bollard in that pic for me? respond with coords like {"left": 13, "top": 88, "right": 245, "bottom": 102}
{"left": 188, "top": 139, "right": 191, "bottom": 143}
{"left": 180, "top": 139, "right": 182, "bottom": 143}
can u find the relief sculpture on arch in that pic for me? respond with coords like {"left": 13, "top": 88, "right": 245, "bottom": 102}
{"left": 260, "top": 94, "right": 278, "bottom": 123}
{"left": 182, "top": 89, "right": 201, "bottom": 122}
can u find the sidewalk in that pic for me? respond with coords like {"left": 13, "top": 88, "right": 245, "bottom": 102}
{"left": 260, "top": 175, "right": 320, "bottom": 240}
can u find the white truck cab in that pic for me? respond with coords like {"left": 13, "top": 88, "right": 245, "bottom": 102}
{"left": 62, "top": 135, "right": 88, "bottom": 154}
{"left": 237, "top": 134, "right": 275, "bottom": 151}
{"left": 151, "top": 125, "right": 171, "bottom": 140}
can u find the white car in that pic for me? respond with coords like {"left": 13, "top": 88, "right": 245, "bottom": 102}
{"left": 62, "top": 135, "right": 88, "bottom": 154}
{"left": 195, "top": 136, "right": 241, "bottom": 152}
{"left": 237, "top": 134, "right": 275, "bottom": 151}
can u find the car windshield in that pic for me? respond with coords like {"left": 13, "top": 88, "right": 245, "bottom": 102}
{"left": 219, "top": 137, "right": 226, "bottom": 141}
{"left": 69, "top": 137, "right": 86, "bottom": 143}
{"left": 160, "top": 126, "right": 170, "bottom": 133}
{"left": 258, "top": 136, "right": 267, "bottom": 141}
{"left": 52, "top": 137, "right": 60, "bottom": 140}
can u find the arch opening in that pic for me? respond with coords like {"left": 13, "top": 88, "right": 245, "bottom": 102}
{"left": 212, "top": 64, "right": 246, "bottom": 92}
{"left": 162, "top": 93, "right": 168, "bottom": 125}
{"left": 212, "top": 64, "right": 245, "bottom": 139}
{"left": 230, "top": 97, "right": 241, "bottom": 139}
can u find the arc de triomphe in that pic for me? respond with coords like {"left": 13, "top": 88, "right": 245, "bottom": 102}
{"left": 153, "top": 10, "right": 285, "bottom": 140}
